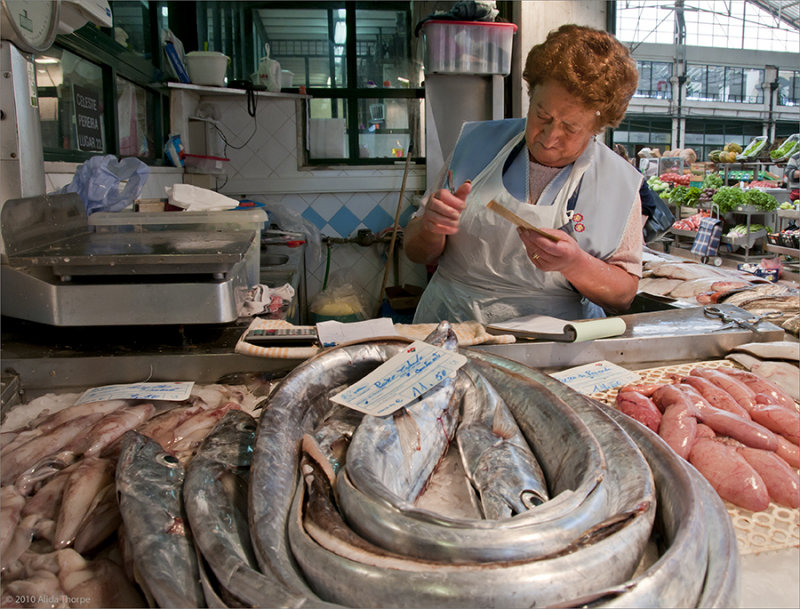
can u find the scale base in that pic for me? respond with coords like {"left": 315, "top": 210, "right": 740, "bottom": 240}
{"left": 1, "top": 262, "right": 250, "bottom": 326}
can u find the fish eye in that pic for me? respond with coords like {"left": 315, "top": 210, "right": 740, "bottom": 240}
{"left": 237, "top": 421, "right": 257, "bottom": 433}
{"left": 157, "top": 452, "right": 181, "bottom": 467}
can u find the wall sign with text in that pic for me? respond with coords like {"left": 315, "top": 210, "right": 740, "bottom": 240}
{"left": 73, "top": 84, "right": 103, "bottom": 152}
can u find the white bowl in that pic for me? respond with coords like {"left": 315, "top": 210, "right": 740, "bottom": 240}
{"left": 185, "top": 51, "right": 229, "bottom": 87}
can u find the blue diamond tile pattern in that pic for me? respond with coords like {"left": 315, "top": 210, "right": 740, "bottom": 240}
{"left": 362, "top": 206, "right": 394, "bottom": 234}
{"left": 327, "top": 206, "right": 361, "bottom": 238}
{"left": 301, "top": 207, "right": 327, "bottom": 231}
{"left": 398, "top": 205, "right": 417, "bottom": 227}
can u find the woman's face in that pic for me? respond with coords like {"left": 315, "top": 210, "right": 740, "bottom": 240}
{"left": 525, "top": 80, "right": 599, "bottom": 168}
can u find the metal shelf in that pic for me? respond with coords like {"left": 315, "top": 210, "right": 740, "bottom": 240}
{"left": 765, "top": 243, "right": 800, "bottom": 257}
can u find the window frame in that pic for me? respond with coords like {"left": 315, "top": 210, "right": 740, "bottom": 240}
{"left": 39, "top": 1, "right": 171, "bottom": 164}
{"left": 195, "top": 0, "right": 425, "bottom": 167}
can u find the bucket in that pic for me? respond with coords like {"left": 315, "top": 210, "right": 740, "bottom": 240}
{"left": 185, "top": 51, "right": 229, "bottom": 87}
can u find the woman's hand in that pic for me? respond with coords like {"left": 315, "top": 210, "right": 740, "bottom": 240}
{"left": 403, "top": 181, "right": 471, "bottom": 264}
{"left": 518, "top": 226, "right": 638, "bottom": 314}
{"left": 420, "top": 181, "right": 471, "bottom": 235}
{"left": 517, "top": 226, "right": 580, "bottom": 273}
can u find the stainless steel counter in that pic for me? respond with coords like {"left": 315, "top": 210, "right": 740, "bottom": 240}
{"left": 475, "top": 304, "right": 786, "bottom": 373}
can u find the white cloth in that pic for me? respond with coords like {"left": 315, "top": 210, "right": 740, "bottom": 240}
{"left": 166, "top": 184, "right": 239, "bottom": 211}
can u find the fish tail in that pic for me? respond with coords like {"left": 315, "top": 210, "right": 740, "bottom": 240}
{"left": 490, "top": 404, "right": 517, "bottom": 440}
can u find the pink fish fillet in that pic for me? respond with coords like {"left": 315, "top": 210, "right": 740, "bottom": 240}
{"left": 680, "top": 375, "right": 751, "bottom": 419}
{"left": 615, "top": 390, "right": 662, "bottom": 432}
{"left": 690, "top": 367, "right": 756, "bottom": 413}
{"left": 689, "top": 438, "right": 770, "bottom": 512}
{"left": 658, "top": 401, "right": 698, "bottom": 460}
{"left": 776, "top": 436, "right": 800, "bottom": 468}
{"left": 749, "top": 402, "right": 800, "bottom": 445}
{"left": 719, "top": 368, "right": 796, "bottom": 410}
{"left": 737, "top": 446, "right": 800, "bottom": 509}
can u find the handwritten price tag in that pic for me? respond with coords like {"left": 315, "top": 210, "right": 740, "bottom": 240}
{"left": 76, "top": 382, "right": 195, "bottom": 405}
{"left": 549, "top": 360, "right": 640, "bottom": 395}
{"left": 331, "top": 341, "right": 467, "bottom": 416}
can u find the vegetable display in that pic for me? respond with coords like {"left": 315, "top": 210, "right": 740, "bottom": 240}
{"left": 667, "top": 185, "right": 701, "bottom": 207}
{"left": 710, "top": 186, "right": 779, "bottom": 214}
{"left": 659, "top": 172, "right": 691, "bottom": 186}
{"left": 770, "top": 134, "right": 799, "bottom": 162}
{"left": 742, "top": 188, "right": 779, "bottom": 211}
{"left": 646, "top": 176, "right": 669, "bottom": 193}
{"left": 737, "top": 136, "right": 768, "bottom": 161}
{"left": 711, "top": 187, "right": 745, "bottom": 213}
{"left": 702, "top": 173, "right": 723, "bottom": 189}
{"left": 725, "top": 224, "right": 771, "bottom": 237}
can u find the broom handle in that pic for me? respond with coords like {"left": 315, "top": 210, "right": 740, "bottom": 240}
{"left": 376, "top": 144, "right": 413, "bottom": 317}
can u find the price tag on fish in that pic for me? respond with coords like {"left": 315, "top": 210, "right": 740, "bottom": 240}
{"left": 549, "top": 361, "right": 640, "bottom": 395}
{"left": 330, "top": 341, "right": 467, "bottom": 416}
{"left": 76, "top": 381, "right": 195, "bottom": 405}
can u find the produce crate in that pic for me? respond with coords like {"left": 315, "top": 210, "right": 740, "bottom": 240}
{"left": 722, "top": 229, "right": 767, "bottom": 251}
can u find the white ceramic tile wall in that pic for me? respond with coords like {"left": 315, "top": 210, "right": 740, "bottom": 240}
{"left": 206, "top": 94, "right": 429, "bottom": 317}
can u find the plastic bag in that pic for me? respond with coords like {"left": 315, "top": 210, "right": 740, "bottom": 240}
{"left": 265, "top": 201, "right": 323, "bottom": 269}
{"left": 58, "top": 155, "right": 150, "bottom": 215}
{"left": 640, "top": 181, "right": 675, "bottom": 244}
{"left": 161, "top": 28, "right": 190, "bottom": 83}
{"left": 310, "top": 274, "right": 368, "bottom": 322}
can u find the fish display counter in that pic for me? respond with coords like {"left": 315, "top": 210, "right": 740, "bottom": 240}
{"left": 0, "top": 311, "right": 797, "bottom": 608}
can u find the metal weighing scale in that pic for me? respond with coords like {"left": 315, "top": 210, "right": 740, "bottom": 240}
{"left": 1, "top": 193, "right": 261, "bottom": 325}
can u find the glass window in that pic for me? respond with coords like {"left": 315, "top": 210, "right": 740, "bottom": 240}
{"left": 251, "top": 7, "right": 347, "bottom": 88}
{"left": 109, "top": 0, "right": 158, "bottom": 59}
{"left": 36, "top": 48, "right": 106, "bottom": 155}
{"left": 616, "top": 0, "right": 800, "bottom": 53}
{"left": 36, "top": 2, "right": 169, "bottom": 163}
{"left": 228, "top": 1, "right": 423, "bottom": 165}
{"left": 777, "top": 69, "right": 799, "bottom": 106}
{"left": 116, "top": 77, "right": 156, "bottom": 160}
{"left": 634, "top": 60, "right": 672, "bottom": 99}
{"left": 683, "top": 118, "right": 763, "bottom": 163}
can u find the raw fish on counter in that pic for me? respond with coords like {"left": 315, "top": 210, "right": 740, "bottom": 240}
{"left": 614, "top": 362, "right": 799, "bottom": 512}
{"left": 0, "top": 383, "right": 263, "bottom": 608}
{"left": 0, "top": 331, "right": 744, "bottom": 608}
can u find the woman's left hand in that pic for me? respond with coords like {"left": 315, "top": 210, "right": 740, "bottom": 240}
{"left": 517, "top": 226, "right": 583, "bottom": 273}
{"left": 517, "top": 225, "right": 639, "bottom": 314}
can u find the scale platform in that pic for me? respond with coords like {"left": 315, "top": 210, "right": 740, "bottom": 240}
{"left": 1, "top": 194, "right": 256, "bottom": 326}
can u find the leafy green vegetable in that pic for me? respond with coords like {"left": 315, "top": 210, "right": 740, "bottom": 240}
{"left": 742, "top": 189, "right": 778, "bottom": 211}
{"left": 667, "top": 185, "right": 701, "bottom": 207}
{"left": 701, "top": 173, "right": 723, "bottom": 189}
{"left": 770, "top": 134, "right": 799, "bottom": 160}
{"left": 711, "top": 187, "right": 744, "bottom": 213}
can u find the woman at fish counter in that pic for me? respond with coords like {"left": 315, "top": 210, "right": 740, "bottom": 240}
{"left": 404, "top": 24, "right": 645, "bottom": 324}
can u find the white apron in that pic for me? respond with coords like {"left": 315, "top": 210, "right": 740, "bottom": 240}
{"left": 413, "top": 129, "right": 604, "bottom": 324}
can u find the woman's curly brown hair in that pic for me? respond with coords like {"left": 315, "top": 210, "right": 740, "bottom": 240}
{"left": 523, "top": 24, "right": 638, "bottom": 130}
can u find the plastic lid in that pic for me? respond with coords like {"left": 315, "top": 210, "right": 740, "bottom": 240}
{"left": 184, "top": 153, "right": 230, "bottom": 161}
{"left": 422, "top": 20, "right": 518, "bottom": 31}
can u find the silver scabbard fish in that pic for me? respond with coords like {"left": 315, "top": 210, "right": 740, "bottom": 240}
{"left": 116, "top": 430, "right": 204, "bottom": 608}
{"left": 457, "top": 366, "right": 549, "bottom": 518}
{"left": 343, "top": 321, "right": 461, "bottom": 505}
{"left": 184, "top": 409, "right": 306, "bottom": 608}
{"left": 249, "top": 338, "right": 412, "bottom": 604}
